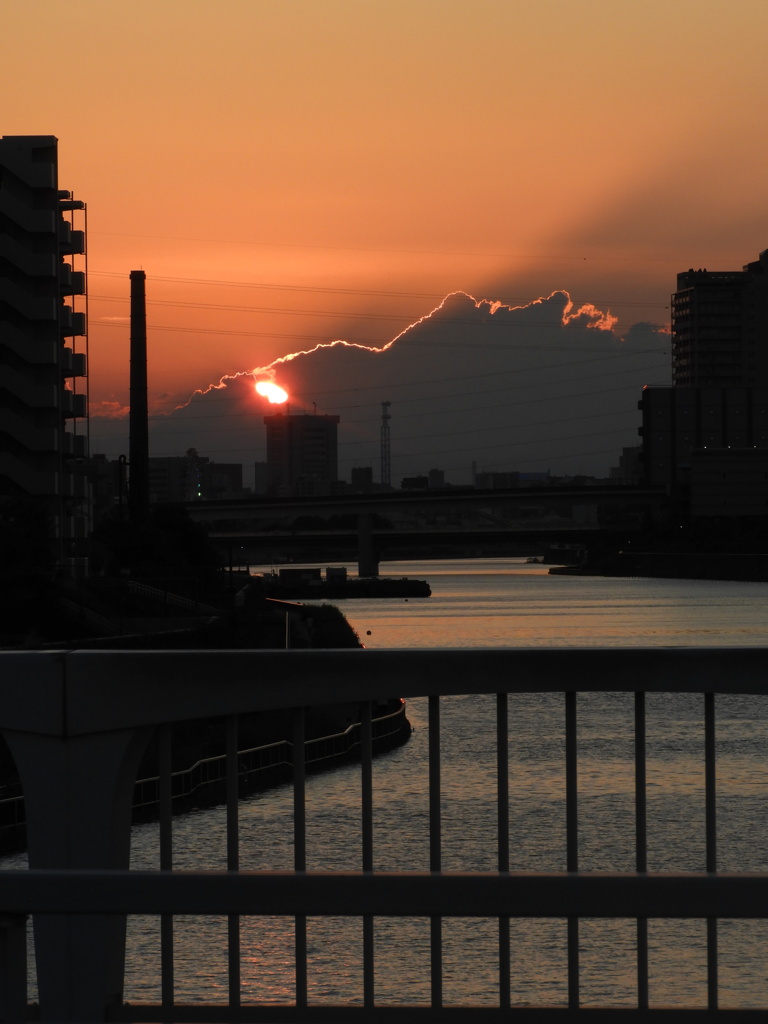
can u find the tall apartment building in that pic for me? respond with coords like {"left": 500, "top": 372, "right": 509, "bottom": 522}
{"left": 264, "top": 412, "right": 339, "bottom": 496}
{"left": 640, "top": 248, "right": 768, "bottom": 506}
{"left": 672, "top": 250, "right": 768, "bottom": 387}
{"left": 0, "top": 136, "right": 88, "bottom": 567}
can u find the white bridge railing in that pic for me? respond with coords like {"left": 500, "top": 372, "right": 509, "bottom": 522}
{"left": 1, "top": 647, "right": 768, "bottom": 1022}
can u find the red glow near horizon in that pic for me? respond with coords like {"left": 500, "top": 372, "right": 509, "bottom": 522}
{"left": 256, "top": 380, "right": 288, "bottom": 404}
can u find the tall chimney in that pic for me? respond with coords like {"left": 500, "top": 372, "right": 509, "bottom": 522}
{"left": 128, "top": 270, "right": 149, "bottom": 525}
{"left": 380, "top": 400, "right": 391, "bottom": 488}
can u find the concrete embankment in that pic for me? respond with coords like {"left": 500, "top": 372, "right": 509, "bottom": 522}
{"left": 0, "top": 699, "right": 412, "bottom": 853}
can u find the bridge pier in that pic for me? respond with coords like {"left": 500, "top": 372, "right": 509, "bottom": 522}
{"left": 3, "top": 708, "right": 151, "bottom": 1021}
{"left": 357, "top": 512, "right": 379, "bottom": 577}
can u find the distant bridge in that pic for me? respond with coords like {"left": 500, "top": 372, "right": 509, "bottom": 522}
{"left": 185, "top": 484, "right": 666, "bottom": 523}
{"left": 185, "top": 485, "right": 667, "bottom": 573}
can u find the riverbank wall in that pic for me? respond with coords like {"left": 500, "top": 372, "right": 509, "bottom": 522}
{"left": 551, "top": 551, "right": 768, "bottom": 581}
{"left": 0, "top": 698, "right": 412, "bottom": 852}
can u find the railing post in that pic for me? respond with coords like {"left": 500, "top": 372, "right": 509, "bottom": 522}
{"left": 293, "top": 707, "right": 307, "bottom": 1010}
{"left": 565, "top": 690, "right": 579, "bottom": 1010}
{"left": 705, "top": 691, "right": 718, "bottom": 1010}
{"left": 497, "top": 692, "right": 510, "bottom": 1009}
{"left": 361, "top": 701, "right": 375, "bottom": 1009}
{"left": 3, "top": 723, "right": 150, "bottom": 1021}
{"left": 158, "top": 722, "right": 175, "bottom": 1013}
{"left": 635, "top": 691, "right": 649, "bottom": 1009}
{"left": 428, "top": 695, "right": 442, "bottom": 1009}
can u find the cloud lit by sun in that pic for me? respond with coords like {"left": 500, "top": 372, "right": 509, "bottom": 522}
{"left": 256, "top": 380, "right": 288, "bottom": 404}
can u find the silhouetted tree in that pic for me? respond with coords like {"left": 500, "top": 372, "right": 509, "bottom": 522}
{"left": 91, "top": 503, "right": 220, "bottom": 587}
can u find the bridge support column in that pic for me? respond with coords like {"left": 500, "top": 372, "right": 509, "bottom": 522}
{"left": 3, "top": 722, "right": 151, "bottom": 1021}
{"left": 357, "top": 512, "right": 379, "bottom": 577}
{"left": 0, "top": 912, "right": 27, "bottom": 1022}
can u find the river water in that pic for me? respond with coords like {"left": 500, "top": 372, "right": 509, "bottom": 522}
{"left": 120, "top": 558, "right": 768, "bottom": 1010}
{"left": 12, "top": 558, "right": 768, "bottom": 1009}
{"left": 337, "top": 556, "right": 768, "bottom": 649}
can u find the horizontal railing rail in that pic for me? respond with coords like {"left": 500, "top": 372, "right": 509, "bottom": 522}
{"left": 3, "top": 869, "right": 768, "bottom": 919}
{"left": 126, "top": 579, "right": 221, "bottom": 616}
{"left": 2, "top": 648, "right": 768, "bottom": 1022}
{"left": 132, "top": 699, "right": 409, "bottom": 811}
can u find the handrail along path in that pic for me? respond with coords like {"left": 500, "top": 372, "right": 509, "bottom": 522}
{"left": 1, "top": 647, "right": 767, "bottom": 1021}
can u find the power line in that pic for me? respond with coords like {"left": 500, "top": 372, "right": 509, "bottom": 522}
{"left": 438, "top": 445, "right": 636, "bottom": 474}
{"left": 90, "top": 273, "right": 447, "bottom": 303}
{"left": 93, "top": 316, "right": 669, "bottom": 350}
{"left": 340, "top": 425, "right": 640, "bottom": 467}
{"left": 126, "top": 357, "right": 665, "bottom": 434}
{"left": 87, "top": 237, "right": 688, "bottom": 266}
{"left": 89, "top": 274, "right": 669, "bottom": 311}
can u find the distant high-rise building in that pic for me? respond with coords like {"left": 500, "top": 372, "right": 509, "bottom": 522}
{"left": 147, "top": 451, "right": 243, "bottom": 503}
{"left": 147, "top": 455, "right": 203, "bottom": 504}
{"left": 672, "top": 249, "right": 768, "bottom": 387}
{"left": 253, "top": 461, "right": 269, "bottom": 495}
{"left": 0, "top": 135, "right": 88, "bottom": 569}
{"left": 474, "top": 471, "right": 520, "bottom": 490}
{"left": 640, "top": 248, "right": 768, "bottom": 492}
{"left": 264, "top": 412, "right": 339, "bottom": 496}
{"left": 350, "top": 466, "right": 373, "bottom": 493}
{"left": 201, "top": 461, "right": 243, "bottom": 500}
{"left": 638, "top": 385, "right": 768, "bottom": 485}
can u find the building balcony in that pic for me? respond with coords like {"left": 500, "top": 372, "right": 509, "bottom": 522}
{"left": 57, "top": 225, "right": 85, "bottom": 256}
{"left": 0, "top": 365, "right": 58, "bottom": 409}
{"left": 0, "top": 232, "right": 57, "bottom": 277}
{"left": 59, "top": 305, "right": 86, "bottom": 338}
{"left": 59, "top": 265, "right": 86, "bottom": 297}
{"left": 60, "top": 389, "right": 87, "bottom": 419}
{"left": 0, "top": 192, "right": 57, "bottom": 233}
{"left": 60, "top": 348, "right": 87, "bottom": 378}
{"left": 0, "top": 322, "right": 59, "bottom": 364}
{"left": 0, "top": 279, "right": 57, "bottom": 321}
{"left": 0, "top": 451, "right": 58, "bottom": 495}
{"left": 61, "top": 430, "right": 88, "bottom": 459}
{"left": 0, "top": 408, "right": 59, "bottom": 452}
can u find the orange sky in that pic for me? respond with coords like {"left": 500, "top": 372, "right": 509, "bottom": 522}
{"left": 5, "top": 0, "right": 768, "bottom": 463}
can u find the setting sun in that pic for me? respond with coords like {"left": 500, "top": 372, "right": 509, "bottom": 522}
{"left": 255, "top": 380, "right": 288, "bottom": 404}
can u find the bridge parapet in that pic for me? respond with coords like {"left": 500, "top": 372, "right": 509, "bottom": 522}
{"left": 1, "top": 647, "right": 766, "bottom": 1020}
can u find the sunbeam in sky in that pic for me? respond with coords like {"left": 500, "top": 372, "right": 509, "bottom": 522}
{"left": 88, "top": 287, "right": 670, "bottom": 486}
{"left": 7, "top": 0, "right": 764, "bottom": 484}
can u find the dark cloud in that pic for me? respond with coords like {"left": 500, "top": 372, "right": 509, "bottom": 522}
{"left": 90, "top": 290, "right": 670, "bottom": 486}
